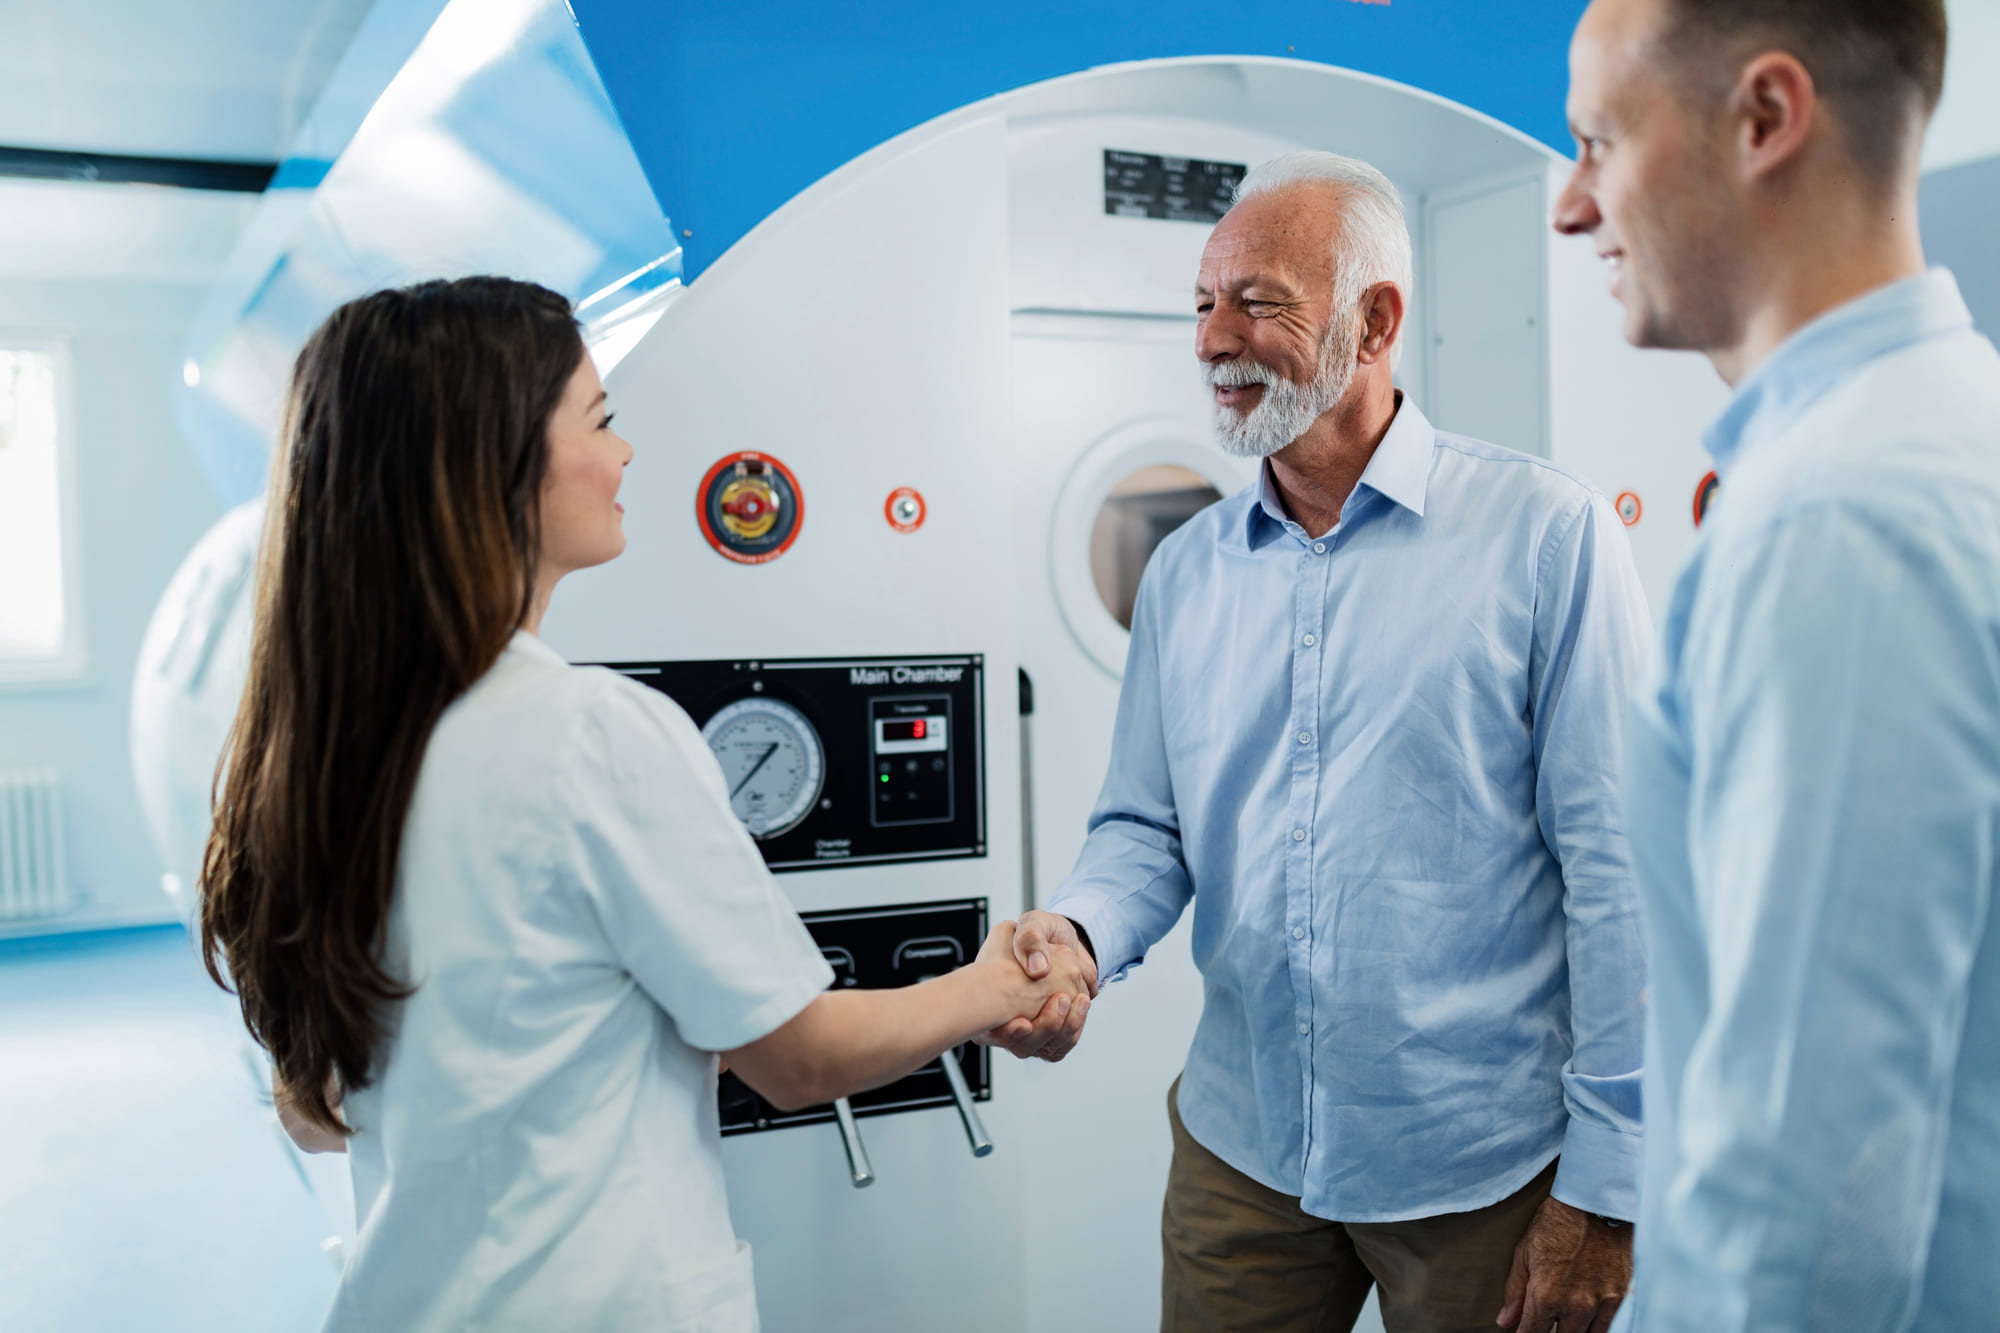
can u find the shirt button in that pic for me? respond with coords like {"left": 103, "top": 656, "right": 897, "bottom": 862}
{"left": 1292, "top": 828, "right": 1307, "bottom": 842}
{"left": 1292, "top": 926, "right": 1306, "bottom": 940}
{"left": 1297, "top": 1021, "right": 1311, "bottom": 1035}
{"left": 1297, "top": 731, "right": 1311, "bottom": 745}
{"left": 1312, "top": 542, "right": 1327, "bottom": 554}
{"left": 1302, "top": 634, "right": 1316, "bottom": 647}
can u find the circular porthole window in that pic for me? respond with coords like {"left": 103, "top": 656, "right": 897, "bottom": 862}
{"left": 1089, "top": 465, "right": 1223, "bottom": 630}
{"left": 1050, "top": 420, "right": 1253, "bottom": 679}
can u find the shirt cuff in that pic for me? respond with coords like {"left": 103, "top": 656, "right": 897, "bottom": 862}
{"left": 1551, "top": 1116, "right": 1641, "bottom": 1222}
{"left": 1046, "top": 894, "right": 1143, "bottom": 984}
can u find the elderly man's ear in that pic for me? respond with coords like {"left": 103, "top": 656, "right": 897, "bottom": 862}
{"left": 1357, "top": 282, "right": 1406, "bottom": 365}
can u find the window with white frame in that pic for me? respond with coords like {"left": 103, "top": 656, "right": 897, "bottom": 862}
{"left": 0, "top": 337, "right": 79, "bottom": 676}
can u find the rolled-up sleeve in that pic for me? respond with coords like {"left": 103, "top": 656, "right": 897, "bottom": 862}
{"left": 1049, "top": 568, "right": 1195, "bottom": 982}
{"left": 1529, "top": 494, "right": 1651, "bottom": 1221}
{"left": 1642, "top": 503, "right": 1998, "bottom": 1329}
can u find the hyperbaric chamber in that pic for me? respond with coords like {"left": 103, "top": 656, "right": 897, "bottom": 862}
{"left": 543, "top": 55, "right": 1721, "bottom": 1332}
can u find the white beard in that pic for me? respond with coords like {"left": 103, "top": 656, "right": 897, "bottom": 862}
{"left": 1205, "top": 316, "right": 1357, "bottom": 459}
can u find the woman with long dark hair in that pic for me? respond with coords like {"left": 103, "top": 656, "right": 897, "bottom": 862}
{"left": 199, "top": 277, "right": 1086, "bottom": 1330}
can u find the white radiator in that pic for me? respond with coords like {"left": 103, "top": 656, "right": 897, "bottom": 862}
{"left": 0, "top": 769, "right": 70, "bottom": 921}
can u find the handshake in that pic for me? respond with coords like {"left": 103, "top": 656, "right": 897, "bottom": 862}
{"left": 970, "top": 910, "right": 1101, "bottom": 1063}
{"left": 722, "top": 910, "right": 1103, "bottom": 1113}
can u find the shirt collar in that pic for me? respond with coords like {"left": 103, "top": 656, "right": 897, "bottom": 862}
{"left": 1703, "top": 268, "right": 1974, "bottom": 475}
{"left": 1241, "top": 393, "right": 1435, "bottom": 547}
{"left": 1356, "top": 394, "right": 1435, "bottom": 518}
{"left": 506, "top": 629, "right": 568, "bottom": 666}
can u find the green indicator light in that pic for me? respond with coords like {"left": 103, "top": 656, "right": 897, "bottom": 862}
{"left": 879, "top": 774, "right": 889, "bottom": 782}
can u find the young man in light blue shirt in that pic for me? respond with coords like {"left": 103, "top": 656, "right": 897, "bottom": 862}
{"left": 992, "top": 153, "right": 1652, "bottom": 1333}
{"left": 1557, "top": 0, "right": 2000, "bottom": 1328}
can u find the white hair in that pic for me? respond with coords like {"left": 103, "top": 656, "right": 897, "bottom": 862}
{"left": 1232, "top": 151, "right": 1414, "bottom": 369}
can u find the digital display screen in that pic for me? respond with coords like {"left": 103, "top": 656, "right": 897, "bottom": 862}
{"left": 1103, "top": 149, "right": 1245, "bottom": 223}
{"left": 873, "top": 706, "right": 947, "bottom": 757}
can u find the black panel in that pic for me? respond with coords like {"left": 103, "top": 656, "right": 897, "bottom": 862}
{"left": 0, "top": 144, "right": 276, "bottom": 192}
{"left": 716, "top": 899, "right": 990, "bottom": 1135}
{"left": 598, "top": 654, "right": 986, "bottom": 871}
{"left": 1103, "top": 148, "right": 1244, "bottom": 223}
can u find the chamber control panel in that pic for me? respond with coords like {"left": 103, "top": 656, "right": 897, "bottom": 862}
{"left": 871, "top": 697, "right": 952, "bottom": 827}
{"left": 716, "top": 899, "right": 991, "bottom": 1137}
{"left": 598, "top": 654, "right": 986, "bottom": 871}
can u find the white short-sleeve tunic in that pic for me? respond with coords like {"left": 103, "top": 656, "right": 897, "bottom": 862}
{"left": 323, "top": 632, "right": 832, "bottom": 1332}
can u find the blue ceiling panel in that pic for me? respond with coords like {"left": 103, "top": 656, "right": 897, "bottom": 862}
{"left": 569, "top": 0, "right": 1588, "bottom": 279}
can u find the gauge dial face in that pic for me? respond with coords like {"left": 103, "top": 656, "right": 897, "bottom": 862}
{"left": 700, "top": 697, "right": 826, "bottom": 839}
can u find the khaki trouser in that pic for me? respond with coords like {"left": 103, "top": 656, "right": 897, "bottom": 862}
{"left": 1161, "top": 1077, "right": 1556, "bottom": 1333}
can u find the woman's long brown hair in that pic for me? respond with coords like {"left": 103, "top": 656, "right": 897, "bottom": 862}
{"left": 200, "top": 277, "right": 583, "bottom": 1135}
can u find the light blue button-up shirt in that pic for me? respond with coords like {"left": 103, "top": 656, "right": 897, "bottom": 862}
{"left": 1052, "top": 398, "right": 1651, "bottom": 1223}
{"left": 1616, "top": 270, "right": 2000, "bottom": 1332}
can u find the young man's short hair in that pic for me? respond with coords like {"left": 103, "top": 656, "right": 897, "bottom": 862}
{"left": 1660, "top": 0, "right": 1949, "bottom": 182}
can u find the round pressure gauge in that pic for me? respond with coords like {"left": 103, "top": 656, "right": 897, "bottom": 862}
{"left": 700, "top": 696, "right": 826, "bottom": 839}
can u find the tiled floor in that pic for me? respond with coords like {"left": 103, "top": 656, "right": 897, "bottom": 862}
{"left": 0, "top": 926, "right": 1393, "bottom": 1333}
{"left": 0, "top": 926, "right": 341, "bottom": 1332}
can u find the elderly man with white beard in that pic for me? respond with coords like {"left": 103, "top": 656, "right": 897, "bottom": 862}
{"left": 987, "top": 153, "right": 1652, "bottom": 1333}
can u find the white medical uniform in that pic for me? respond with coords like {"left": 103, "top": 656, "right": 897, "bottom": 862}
{"left": 323, "top": 631, "right": 833, "bottom": 1333}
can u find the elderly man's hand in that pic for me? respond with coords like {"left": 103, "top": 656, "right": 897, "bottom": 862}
{"left": 1496, "top": 1195, "right": 1630, "bottom": 1332}
{"left": 975, "top": 909, "right": 1099, "bottom": 1061}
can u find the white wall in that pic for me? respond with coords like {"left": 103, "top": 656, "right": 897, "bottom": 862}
{"left": 1925, "top": 0, "right": 2000, "bottom": 174}
{"left": 0, "top": 181, "right": 249, "bottom": 932}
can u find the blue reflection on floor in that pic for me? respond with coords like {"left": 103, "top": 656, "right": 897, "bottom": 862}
{"left": 0, "top": 925, "right": 340, "bottom": 1331}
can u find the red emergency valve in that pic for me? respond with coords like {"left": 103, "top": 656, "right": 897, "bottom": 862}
{"left": 696, "top": 451, "right": 804, "bottom": 564}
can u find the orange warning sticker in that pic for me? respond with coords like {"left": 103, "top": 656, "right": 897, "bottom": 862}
{"left": 1693, "top": 472, "right": 1720, "bottom": 529}
{"left": 884, "top": 486, "right": 927, "bottom": 534}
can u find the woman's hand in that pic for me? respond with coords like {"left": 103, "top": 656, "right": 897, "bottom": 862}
{"left": 725, "top": 921, "right": 1099, "bottom": 1111}
{"left": 979, "top": 911, "right": 1100, "bottom": 1061}
{"left": 273, "top": 1074, "right": 350, "bottom": 1155}
{"left": 973, "top": 921, "right": 1092, "bottom": 1035}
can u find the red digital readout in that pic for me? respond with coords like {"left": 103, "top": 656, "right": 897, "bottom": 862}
{"left": 882, "top": 719, "right": 929, "bottom": 742}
